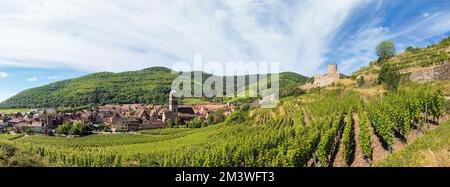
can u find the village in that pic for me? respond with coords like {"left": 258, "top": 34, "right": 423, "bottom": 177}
{"left": 0, "top": 64, "right": 349, "bottom": 136}
{"left": 0, "top": 91, "right": 234, "bottom": 135}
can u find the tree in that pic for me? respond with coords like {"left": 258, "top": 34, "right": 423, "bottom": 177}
{"left": 187, "top": 117, "right": 202, "bottom": 128}
{"left": 357, "top": 76, "right": 365, "bottom": 87}
{"left": 376, "top": 41, "right": 396, "bottom": 61}
{"left": 69, "top": 122, "right": 88, "bottom": 136}
{"left": 55, "top": 123, "right": 72, "bottom": 135}
{"left": 206, "top": 110, "right": 225, "bottom": 125}
{"left": 166, "top": 118, "right": 174, "bottom": 128}
{"left": 378, "top": 63, "right": 400, "bottom": 90}
{"left": 174, "top": 116, "right": 182, "bottom": 127}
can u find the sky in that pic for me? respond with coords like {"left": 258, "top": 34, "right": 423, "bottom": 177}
{"left": 0, "top": 0, "right": 450, "bottom": 102}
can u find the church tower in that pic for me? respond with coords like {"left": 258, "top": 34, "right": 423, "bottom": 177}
{"left": 169, "top": 90, "right": 178, "bottom": 114}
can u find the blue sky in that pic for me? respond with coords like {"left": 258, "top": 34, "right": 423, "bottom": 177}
{"left": 0, "top": 0, "right": 449, "bottom": 102}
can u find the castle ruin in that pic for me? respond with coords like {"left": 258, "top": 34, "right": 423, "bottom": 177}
{"left": 303, "top": 64, "right": 343, "bottom": 89}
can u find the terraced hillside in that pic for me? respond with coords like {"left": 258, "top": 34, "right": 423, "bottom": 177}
{"left": 353, "top": 36, "right": 450, "bottom": 84}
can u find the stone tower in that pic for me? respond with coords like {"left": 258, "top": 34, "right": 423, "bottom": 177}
{"left": 327, "top": 64, "right": 338, "bottom": 75}
{"left": 169, "top": 90, "right": 178, "bottom": 114}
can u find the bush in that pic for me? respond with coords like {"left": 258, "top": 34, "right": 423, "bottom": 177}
{"left": 174, "top": 116, "right": 183, "bottom": 127}
{"left": 378, "top": 63, "right": 400, "bottom": 90}
{"left": 207, "top": 110, "right": 225, "bottom": 125}
{"left": 24, "top": 128, "right": 34, "bottom": 135}
{"left": 187, "top": 117, "right": 202, "bottom": 128}
{"left": 357, "top": 76, "right": 365, "bottom": 87}
{"left": 280, "top": 86, "right": 305, "bottom": 97}
{"left": 69, "top": 122, "right": 89, "bottom": 136}
{"left": 55, "top": 123, "right": 72, "bottom": 135}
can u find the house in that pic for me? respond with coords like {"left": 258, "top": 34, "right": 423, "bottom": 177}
{"left": 137, "top": 110, "right": 151, "bottom": 120}
{"left": 177, "top": 106, "right": 197, "bottom": 120}
{"left": 0, "top": 119, "right": 8, "bottom": 126}
{"left": 159, "top": 109, "right": 174, "bottom": 123}
{"left": 8, "top": 118, "right": 26, "bottom": 126}
{"left": 11, "top": 118, "right": 43, "bottom": 133}
{"left": 109, "top": 117, "right": 141, "bottom": 133}
{"left": 141, "top": 120, "right": 165, "bottom": 129}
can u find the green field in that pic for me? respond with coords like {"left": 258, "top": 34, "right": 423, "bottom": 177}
{"left": 0, "top": 108, "right": 30, "bottom": 113}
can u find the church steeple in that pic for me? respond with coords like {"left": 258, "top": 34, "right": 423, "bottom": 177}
{"left": 169, "top": 90, "right": 178, "bottom": 114}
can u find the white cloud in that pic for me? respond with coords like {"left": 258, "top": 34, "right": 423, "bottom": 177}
{"left": 27, "top": 76, "right": 38, "bottom": 82}
{"left": 0, "top": 72, "right": 8, "bottom": 78}
{"left": 0, "top": 0, "right": 365, "bottom": 76}
{"left": 47, "top": 76, "right": 59, "bottom": 80}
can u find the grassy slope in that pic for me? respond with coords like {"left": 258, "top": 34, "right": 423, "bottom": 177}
{"left": 377, "top": 120, "right": 450, "bottom": 167}
{"left": 352, "top": 36, "right": 450, "bottom": 84}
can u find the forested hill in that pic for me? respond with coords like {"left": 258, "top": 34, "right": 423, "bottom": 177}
{"left": 0, "top": 67, "right": 307, "bottom": 109}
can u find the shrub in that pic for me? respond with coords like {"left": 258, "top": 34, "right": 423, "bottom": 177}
{"left": 378, "top": 63, "right": 400, "bottom": 90}
{"left": 207, "top": 110, "right": 225, "bottom": 125}
{"left": 357, "top": 76, "right": 365, "bottom": 87}
{"left": 187, "top": 117, "right": 202, "bottom": 128}
{"left": 55, "top": 123, "right": 72, "bottom": 135}
{"left": 69, "top": 122, "right": 89, "bottom": 136}
{"left": 24, "top": 128, "right": 34, "bottom": 135}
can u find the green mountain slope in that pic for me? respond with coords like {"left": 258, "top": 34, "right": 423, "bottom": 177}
{"left": 0, "top": 67, "right": 307, "bottom": 108}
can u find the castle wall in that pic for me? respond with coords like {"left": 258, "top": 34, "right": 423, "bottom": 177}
{"left": 409, "top": 62, "right": 450, "bottom": 82}
{"left": 302, "top": 64, "right": 341, "bottom": 90}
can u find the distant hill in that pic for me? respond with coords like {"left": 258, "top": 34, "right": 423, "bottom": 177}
{"left": 0, "top": 67, "right": 307, "bottom": 109}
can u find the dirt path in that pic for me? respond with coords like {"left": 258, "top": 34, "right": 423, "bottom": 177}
{"left": 351, "top": 112, "right": 370, "bottom": 167}
{"left": 330, "top": 115, "right": 347, "bottom": 167}
{"left": 392, "top": 131, "right": 406, "bottom": 153}
{"left": 331, "top": 139, "right": 347, "bottom": 167}
{"left": 302, "top": 108, "right": 309, "bottom": 126}
{"left": 368, "top": 122, "right": 388, "bottom": 164}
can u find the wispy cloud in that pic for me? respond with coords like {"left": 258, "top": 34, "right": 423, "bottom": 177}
{"left": 0, "top": 72, "right": 8, "bottom": 78}
{"left": 328, "top": 1, "right": 450, "bottom": 74}
{"left": 27, "top": 76, "right": 38, "bottom": 82}
{"left": 0, "top": 0, "right": 448, "bottom": 77}
{"left": 0, "top": 0, "right": 367, "bottom": 76}
{"left": 47, "top": 76, "right": 59, "bottom": 80}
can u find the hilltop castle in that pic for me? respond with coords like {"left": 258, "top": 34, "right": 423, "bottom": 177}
{"left": 303, "top": 64, "right": 344, "bottom": 89}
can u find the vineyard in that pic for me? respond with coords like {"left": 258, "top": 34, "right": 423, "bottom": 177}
{"left": 0, "top": 82, "right": 446, "bottom": 167}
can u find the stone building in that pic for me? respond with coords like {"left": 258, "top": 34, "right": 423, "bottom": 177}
{"left": 303, "top": 64, "right": 344, "bottom": 89}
